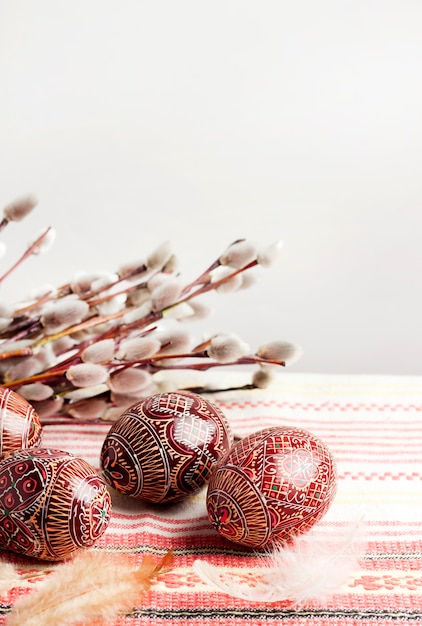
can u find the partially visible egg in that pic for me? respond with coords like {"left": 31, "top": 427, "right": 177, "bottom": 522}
{"left": 0, "top": 387, "right": 42, "bottom": 453}
{"left": 100, "top": 391, "right": 234, "bottom": 503}
{"left": 0, "top": 448, "right": 112, "bottom": 561}
{"left": 206, "top": 426, "right": 337, "bottom": 548}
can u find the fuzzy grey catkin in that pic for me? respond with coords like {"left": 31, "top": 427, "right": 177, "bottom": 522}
{"left": 66, "top": 363, "right": 109, "bottom": 388}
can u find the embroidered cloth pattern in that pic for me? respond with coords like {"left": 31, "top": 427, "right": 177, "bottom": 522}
{"left": 0, "top": 372, "right": 421, "bottom": 625}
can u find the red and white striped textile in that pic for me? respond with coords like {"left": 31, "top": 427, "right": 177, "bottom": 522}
{"left": 1, "top": 372, "right": 421, "bottom": 625}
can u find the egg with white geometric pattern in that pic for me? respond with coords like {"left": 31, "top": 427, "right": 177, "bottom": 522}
{"left": 206, "top": 426, "right": 337, "bottom": 548}
{"left": 100, "top": 391, "right": 234, "bottom": 503}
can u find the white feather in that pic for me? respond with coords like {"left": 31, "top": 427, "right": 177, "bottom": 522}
{"left": 193, "top": 520, "right": 364, "bottom": 605}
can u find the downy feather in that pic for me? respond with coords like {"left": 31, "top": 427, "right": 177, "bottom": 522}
{"left": 193, "top": 521, "right": 363, "bottom": 605}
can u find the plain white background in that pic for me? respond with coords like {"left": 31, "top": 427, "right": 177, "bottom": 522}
{"left": 0, "top": 1, "right": 421, "bottom": 375}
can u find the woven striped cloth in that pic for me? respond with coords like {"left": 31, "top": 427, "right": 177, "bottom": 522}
{"left": 1, "top": 372, "right": 421, "bottom": 625}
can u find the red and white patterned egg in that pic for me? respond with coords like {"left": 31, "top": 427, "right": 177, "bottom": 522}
{"left": 100, "top": 391, "right": 234, "bottom": 503}
{"left": 0, "top": 448, "right": 112, "bottom": 561}
{"left": 0, "top": 387, "right": 42, "bottom": 453}
{"left": 206, "top": 426, "right": 337, "bottom": 548}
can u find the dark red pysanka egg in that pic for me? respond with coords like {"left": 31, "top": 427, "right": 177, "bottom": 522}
{"left": 206, "top": 426, "right": 337, "bottom": 548}
{"left": 0, "top": 387, "right": 42, "bottom": 453}
{"left": 100, "top": 391, "right": 234, "bottom": 503}
{"left": 0, "top": 448, "right": 112, "bottom": 561}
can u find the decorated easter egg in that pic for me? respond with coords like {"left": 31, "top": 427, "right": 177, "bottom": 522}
{"left": 0, "top": 448, "right": 112, "bottom": 561}
{"left": 100, "top": 391, "right": 234, "bottom": 503}
{"left": 0, "top": 387, "right": 42, "bottom": 453}
{"left": 206, "top": 426, "right": 337, "bottom": 548}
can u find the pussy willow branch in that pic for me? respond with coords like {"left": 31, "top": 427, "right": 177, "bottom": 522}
{"left": 0, "top": 200, "right": 295, "bottom": 419}
{"left": 0, "top": 227, "right": 53, "bottom": 285}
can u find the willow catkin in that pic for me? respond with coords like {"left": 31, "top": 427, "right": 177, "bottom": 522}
{"left": 238, "top": 270, "right": 258, "bottom": 290}
{"left": 252, "top": 367, "right": 276, "bottom": 389}
{"left": 108, "top": 368, "right": 152, "bottom": 395}
{"left": 31, "top": 397, "right": 64, "bottom": 419}
{"left": 51, "top": 336, "right": 77, "bottom": 356}
{"left": 256, "top": 240, "right": 284, "bottom": 267}
{"left": 102, "top": 405, "right": 125, "bottom": 422}
{"left": 17, "top": 383, "right": 54, "bottom": 401}
{"left": 70, "top": 272, "right": 100, "bottom": 295}
{"left": 163, "top": 302, "right": 195, "bottom": 320}
{"left": 210, "top": 266, "right": 243, "bottom": 293}
{"left": 179, "top": 299, "right": 211, "bottom": 322}
{"left": 215, "top": 274, "right": 243, "bottom": 293}
{"left": 6, "top": 356, "right": 45, "bottom": 382}
{"left": 257, "top": 341, "right": 304, "bottom": 366}
{"left": 65, "top": 363, "right": 109, "bottom": 388}
{"left": 147, "top": 272, "right": 170, "bottom": 290}
{"left": 117, "top": 258, "right": 147, "bottom": 280}
{"left": 122, "top": 301, "right": 152, "bottom": 325}
{"left": 150, "top": 278, "right": 183, "bottom": 312}
{"left": 219, "top": 240, "right": 257, "bottom": 268}
{"left": 41, "top": 298, "right": 89, "bottom": 334}
{"left": 3, "top": 194, "right": 38, "bottom": 223}
{"left": 29, "top": 227, "right": 56, "bottom": 255}
{"left": 81, "top": 339, "right": 115, "bottom": 364}
{"left": 126, "top": 286, "right": 151, "bottom": 307}
{"left": 156, "top": 329, "right": 192, "bottom": 355}
{"left": 116, "top": 336, "right": 161, "bottom": 361}
{"left": 66, "top": 398, "right": 110, "bottom": 420}
{"left": 207, "top": 333, "right": 250, "bottom": 363}
{"left": 146, "top": 240, "right": 172, "bottom": 270}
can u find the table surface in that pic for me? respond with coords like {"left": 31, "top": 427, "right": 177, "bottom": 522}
{"left": 1, "top": 372, "right": 421, "bottom": 625}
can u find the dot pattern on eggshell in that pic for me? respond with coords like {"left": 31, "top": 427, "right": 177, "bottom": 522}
{"left": 206, "top": 426, "right": 337, "bottom": 548}
{"left": 100, "top": 391, "right": 233, "bottom": 503}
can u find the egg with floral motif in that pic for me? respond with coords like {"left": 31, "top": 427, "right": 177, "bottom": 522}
{"left": 206, "top": 426, "right": 337, "bottom": 548}
{"left": 100, "top": 391, "right": 234, "bottom": 503}
{"left": 0, "top": 387, "right": 42, "bottom": 453}
{"left": 0, "top": 448, "right": 112, "bottom": 561}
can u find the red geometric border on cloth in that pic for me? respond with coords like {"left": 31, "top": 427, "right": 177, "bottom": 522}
{"left": 0, "top": 372, "right": 421, "bottom": 625}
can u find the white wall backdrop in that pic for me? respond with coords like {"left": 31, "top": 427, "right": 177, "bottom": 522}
{"left": 1, "top": 1, "right": 421, "bottom": 375}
